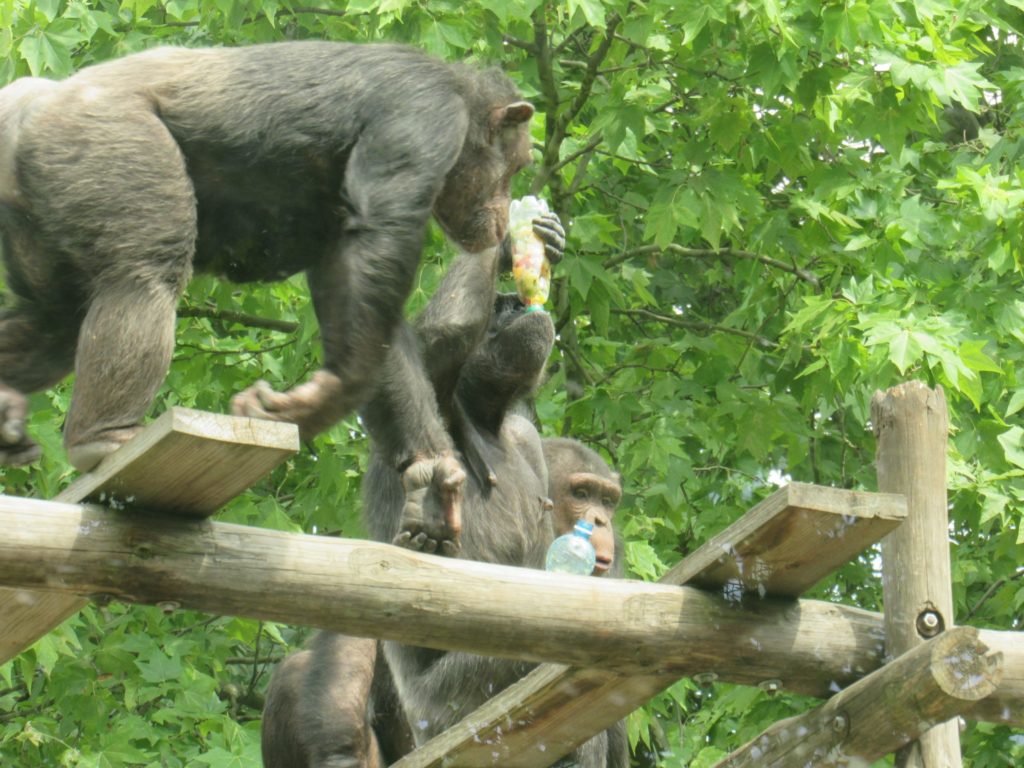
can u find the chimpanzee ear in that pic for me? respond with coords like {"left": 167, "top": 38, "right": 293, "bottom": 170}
{"left": 492, "top": 101, "right": 535, "bottom": 131}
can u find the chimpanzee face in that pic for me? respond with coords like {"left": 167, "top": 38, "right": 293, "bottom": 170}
{"left": 434, "top": 102, "right": 534, "bottom": 254}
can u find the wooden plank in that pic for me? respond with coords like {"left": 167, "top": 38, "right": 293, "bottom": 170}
{"left": 0, "top": 494, "right": 895, "bottom": 683}
{"left": 874, "top": 382, "right": 962, "bottom": 767}
{"left": 0, "top": 408, "right": 297, "bottom": 663}
{"left": 714, "top": 627, "right": 1002, "bottom": 768}
{"left": 384, "top": 483, "right": 909, "bottom": 768}
{"left": 664, "top": 482, "right": 907, "bottom": 597}
{"left": 59, "top": 407, "right": 299, "bottom": 517}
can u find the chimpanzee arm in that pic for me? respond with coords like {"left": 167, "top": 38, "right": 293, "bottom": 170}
{"left": 359, "top": 321, "right": 452, "bottom": 465}
{"left": 360, "top": 321, "right": 466, "bottom": 555}
{"left": 415, "top": 247, "right": 501, "bottom": 417}
{"left": 416, "top": 213, "right": 564, "bottom": 416}
{"left": 232, "top": 102, "right": 469, "bottom": 437}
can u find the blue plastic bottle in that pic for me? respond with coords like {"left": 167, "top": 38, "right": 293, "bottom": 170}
{"left": 545, "top": 520, "right": 597, "bottom": 575}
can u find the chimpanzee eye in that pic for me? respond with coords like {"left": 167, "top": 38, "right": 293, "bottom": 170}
{"left": 572, "top": 487, "right": 588, "bottom": 500}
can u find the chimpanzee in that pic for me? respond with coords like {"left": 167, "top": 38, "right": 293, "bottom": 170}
{"left": 0, "top": 41, "right": 534, "bottom": 480}
{"left": 261, "top": 220, "right": 629, "bottom": 767}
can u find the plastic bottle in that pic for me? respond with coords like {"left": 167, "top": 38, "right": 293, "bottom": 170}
{"left": 545, "top": 520, "right": 597, "bottom": 575}
{"left": 508, "top": 196, "right": 552, "bottom": 312}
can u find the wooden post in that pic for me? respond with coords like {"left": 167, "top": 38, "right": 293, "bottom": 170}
{"left": 873, "top": 382, "right": 961, "bottom": 766}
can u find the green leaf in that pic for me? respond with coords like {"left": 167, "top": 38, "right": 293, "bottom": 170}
{"left": 567, "top": 0, "right": 606, "bottom": 27}
{"left": 888, "top": 330, "right": 923, "bottom": 374}
{"left": 997, "top": 426, "right": 1024, "bottom": 470}
{"left": 1007, "top": 390, "right": 1024, "bottom": 418}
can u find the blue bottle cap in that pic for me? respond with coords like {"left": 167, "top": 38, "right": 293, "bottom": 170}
{"left": 573, "top": 520, "right": 594, "bottom": 535}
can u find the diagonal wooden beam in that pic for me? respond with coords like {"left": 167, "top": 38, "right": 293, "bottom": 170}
{"left": 713, "top": 627, "right": 1003, "bottom": 767}
{"left": 0, "top": 408, "right": 297, "bottom": 663}
{"left": 390, "top": 483, "right": 909, "bottom": 767}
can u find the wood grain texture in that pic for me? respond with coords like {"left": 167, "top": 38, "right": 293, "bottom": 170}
{"left": 873, "top": 382, "right": 963, "bottom": 767}
{"left": 665, "top": 482, "right": 907, "bottom": 598}
{"left": 59, "top": 408, "right": 298, "bottom": 517}
{"left": 715, "top": 627, "right": 1003, "bottom": 768}
{"left": 0, "top": 408, "right": 297, "bottom": 663}
{"left": 0, "top": 494, "right": 891, "bottom": 683}
{"left": 392, "top": 483, "right": 909, "bottom": 768}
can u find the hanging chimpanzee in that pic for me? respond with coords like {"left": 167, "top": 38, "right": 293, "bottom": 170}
{"left": 261, "top": 218, "right": 628, "bottom": 767}
{"left": 0, "top": 41, "right": 534, "bottom": 483}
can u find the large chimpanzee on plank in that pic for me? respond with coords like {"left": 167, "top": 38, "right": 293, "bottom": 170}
{"left": 260, "top": 223, "right": 628, "bottom": 767}
{"left": 0, "top": 42, "right": 533, "bottom": 501}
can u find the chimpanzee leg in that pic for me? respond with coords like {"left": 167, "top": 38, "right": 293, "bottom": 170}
{"left": 0, "top": 305, "right": 77, "bottom": 465}
{"left": 15, "top": 100, "right": 198, "bottom": 472}
{"left": 63, "top": 277, "right": 183, "bottom": 471}
{"left": 262, "top": 634, "right": 385, "bottom": 768}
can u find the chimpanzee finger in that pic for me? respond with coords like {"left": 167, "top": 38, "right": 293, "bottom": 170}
{"left": 440, "top": 539, "right": 461, "bottom": 557}
{"left": 1, "top": 419, "right": 24, "bottom": 445}
{"left": 410, "top": 531, "right": 431, "bottom": 552}
{"left": 0, "top": 389, "right": 29, "bottom": 444}
{"left": 531, "top": 213, "right": 565, "bottom": 264}
{"left": 231, "top": 380, "right": 279, "bottom": 419}
{"left": 393, "top": 530, "right": 413, "bottom": 549}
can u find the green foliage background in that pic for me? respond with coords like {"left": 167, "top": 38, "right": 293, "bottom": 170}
{"left": 1, "top": 0, "right": 1023, "bottom": 765}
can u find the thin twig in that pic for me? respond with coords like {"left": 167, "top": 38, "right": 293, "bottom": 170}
{"left": 964, "top": 567, "right": 1024, "bottom": 621}
{"left": 603, "top": 244, "right": 821, "bottom": 289}
{"left": 611, "top": 308, "right": 778, "bottom": 348}
{"left": 178, "top": 306, "right": 300, "bottom": 333}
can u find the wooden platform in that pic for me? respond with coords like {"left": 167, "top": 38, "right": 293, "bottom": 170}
{"left": 0, "top": 408, "right": 298, "bottom": 663}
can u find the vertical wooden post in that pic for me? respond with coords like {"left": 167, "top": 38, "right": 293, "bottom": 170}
{"left": 873, "top": 382, "right": 961, "bottom": 767}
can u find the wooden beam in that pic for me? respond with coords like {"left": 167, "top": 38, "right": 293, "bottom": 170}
{"left": 392, "top": 483, "right": 908, "bottom": 767}
{"left": 713, "top": 627, "right": 1003, "bottom": 767}
{"left": 874, "top": 383, "right": 962, "bottom": 767}
{"left": 0, "top": 494, "right": 893, "bottom": 683}
{"left": 0, "top": 408, "right": 297, "bottom": 663}
{"left": 973, "top": 630, "right": 1024, "bottom": 725}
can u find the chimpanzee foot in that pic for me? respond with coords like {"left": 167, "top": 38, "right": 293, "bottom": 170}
{"left": 231, "top": 369, "right": 346, "bottom": 439}
{"left": 394, "top": 454, "right": 466, "bottom": 556}
{"left": 66, "top": 426, "right": 144, "bottom": 472}
{"left": 0, "top": 388, "right": 40, "bottom": 466}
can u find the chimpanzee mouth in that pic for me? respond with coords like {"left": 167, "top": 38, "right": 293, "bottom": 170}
{"left": 593, "top": 557, "right": 612, "bottom": 575}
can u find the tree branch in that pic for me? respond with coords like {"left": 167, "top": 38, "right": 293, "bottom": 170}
{"left": 178, "top": 306, "right": 300, "bottom": 334}
{"left": 555, "top": 14, "right": 622, "bottom": 137}
{"left": 964, "top": 567, "right": 1024, "bottom": 621}
{"left": 502, "top": 35, "right": 536, "bottom": 54}
{"left": 610, "top": 308, "right": 778, "bottom": 348}
{"left": 603, "top": 244, "right": 821, "bottom": 289}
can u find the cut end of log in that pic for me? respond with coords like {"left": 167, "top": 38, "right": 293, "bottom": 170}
{"left": 931, "top": 628, "right": 1004, "bottom": 702}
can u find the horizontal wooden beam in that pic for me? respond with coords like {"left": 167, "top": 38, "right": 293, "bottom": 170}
{"left": 714, "top": 627, "right": 1003, "bottom": 767}
{"left": 0, "top": 408, "right": 297, "bottom": 663}
{"left": 0, "top": 494, "right": 890, "bottom": 685}
{"left": 393, "top": 483, "right": 909, "bottom": 767}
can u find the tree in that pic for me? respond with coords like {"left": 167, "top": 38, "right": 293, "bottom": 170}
{"left": 1, "top": 1, "right": 1022, "bottom": 765}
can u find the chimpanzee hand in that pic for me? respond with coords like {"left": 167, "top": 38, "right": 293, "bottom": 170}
{"left": 499, "top": 212, "right": 565, "bottom": 270}
{"left": 230, "top": 369, "right": 346, "bottom": 439}
{"left": 394, "top": 453, "right": 466, "bottom": 556}
{"left": 0, "top": 386, "right": 40, "bottom": 466}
